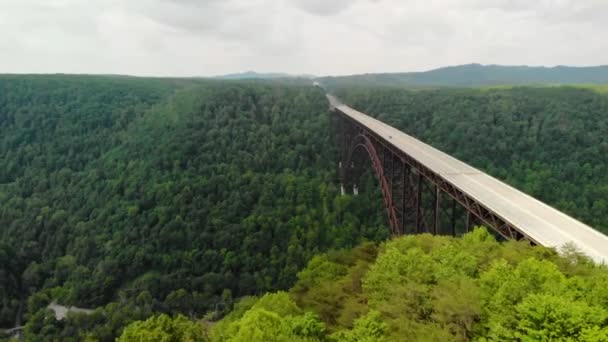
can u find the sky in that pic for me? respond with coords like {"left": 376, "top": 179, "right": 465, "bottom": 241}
{"left": 0, "top": 0, "right": 606, "bottom": 77}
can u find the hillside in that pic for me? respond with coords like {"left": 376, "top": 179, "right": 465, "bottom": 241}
{"left": 0, "top": 76, "right": 386, "bottom": 340}
{"left": 318, "top": 64, "right": 608, "bottom": 89}
{"left": 2, "top": 76, "right": 608, "bottom": 340}
{"left": 215, "top": 72, "right": 316, "bottom": 80}
{"left": 204, "top": 229, "right": 608, "bottom": 341}
{"left": 335, "top": 86, "right": 608, "bottom": 234}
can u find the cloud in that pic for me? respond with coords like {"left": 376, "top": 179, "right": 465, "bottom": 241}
{"left": 462, "top": 0, "right": 608, "bottom": 25}
{"left": 291, "top": 0, "right": 360, "bottom": 16}
{"left": 0, "top": 0, "right": 606, "bottom": 76}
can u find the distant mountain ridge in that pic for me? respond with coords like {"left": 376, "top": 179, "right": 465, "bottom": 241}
{"left": 215, "top": 71, "right": 315, "bottom": 80}
{"left": 317, "top": 63, "right": 608, "bottom": 88}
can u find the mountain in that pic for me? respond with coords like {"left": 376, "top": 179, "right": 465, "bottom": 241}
{"left": 0, "top": 75, "right": 385, "bottom": 340}
{"left": 215, "top": 71, "right": 316, "bottom": 80}
{"left": 3, "top": 74, "right": 608, "bottom": 341}
{"left": 317, "top": 63, "right": 608, "bottom": 88}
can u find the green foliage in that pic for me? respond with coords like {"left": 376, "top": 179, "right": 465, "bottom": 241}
{"left": 22, "top": 296, "right": 156, "bottom": 341}
{"left": 118, "top": 314, "right": 208, "bottom": 341}
{"left": 337, "top": 86, "right": 608, "bottom": 234}
{"left": 0, "top": 243, "right": 23, "bottom": 327}
{"left": 515, "top": 294, "right": 607, "bottom": 341}
{"left": 330, "top": 311, "right": 388, "bottom": 342}
{"left": 210, "top": 292, "right": 326, "bottom": 342}
{"left": 4, "top": 75, "right": 608, "bottom": 341}
{"left": 275, "top": 229, "right": 608, "bottom": 341}
{"left": 249, "top": 292, "right": 301, "bottom": 317}
{"left": 290, "top": 243, "right": 377, "bottom": 329}
{"left": 0, "top": 76, "right": 386, "bottom": 337}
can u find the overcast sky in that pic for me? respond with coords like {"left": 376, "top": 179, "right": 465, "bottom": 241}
{"left": 0, "top": 0, "right": 606, "bottom": 77}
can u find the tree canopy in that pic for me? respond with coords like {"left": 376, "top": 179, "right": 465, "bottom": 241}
{"left": 210, "top": 228, "right": 608, "bottom": 341}
{"left": 0, "top": 75, "right": 385, "bottom": 340}
{"left": 335, "top": 86, "right": 608, "bottom": 233}
{"left": 2, "top": 75, "right": 608, "bottom": 340}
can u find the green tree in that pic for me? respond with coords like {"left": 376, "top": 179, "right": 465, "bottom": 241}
{"left": 515, "top": 294, "right": 608, "bottom": 341}
{"left": 331, "top": 311, "right": 388, "bottom": 342}
{"left": 117, "top": 314, "right": 208, "bottom": 342}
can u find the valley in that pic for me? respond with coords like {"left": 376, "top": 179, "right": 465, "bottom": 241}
{"left": 1, "top": 74, "right": 608, "bottom": 341}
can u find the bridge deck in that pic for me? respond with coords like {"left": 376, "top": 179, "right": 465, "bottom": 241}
{"left": 329, "top": 95, "right": 608, "bottom": 264}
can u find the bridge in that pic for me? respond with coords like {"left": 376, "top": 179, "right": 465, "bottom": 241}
{"left": 328, "top": 94, "right": 608, "bottom": 264}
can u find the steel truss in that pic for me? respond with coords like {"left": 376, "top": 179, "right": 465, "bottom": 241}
{"left": 333, "top": 108, "right": 537, "bottom": 243}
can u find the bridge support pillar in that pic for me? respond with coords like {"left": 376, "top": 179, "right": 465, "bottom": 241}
{"left": 451, "top": 198, "right": 457, "bottom": 236}
{"left": 433, "top": 186, "right": 441, "bottom": 235}
{"left": 415, "top": 172, "right": 422, "bottom": 233}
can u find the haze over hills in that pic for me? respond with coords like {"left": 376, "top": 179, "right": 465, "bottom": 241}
{"left": 317, "top": 63, "right": 608, "bottom": 88}
{"left": 213, "top": 64, "right": 608, "bottom": 89}
{"left": 5, "top": 64, "right": 608, "bottom": 88}
{"left": 215, "top": 71, "right": 316, "bottom": 80}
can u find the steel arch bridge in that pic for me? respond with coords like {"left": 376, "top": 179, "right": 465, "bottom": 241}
{"left": 328, "top": 94, "right": 608, "bottom": 264}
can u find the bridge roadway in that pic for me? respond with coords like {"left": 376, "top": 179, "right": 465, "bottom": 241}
{"left": 328, "top": 95, "right": 608, "bottom": 264}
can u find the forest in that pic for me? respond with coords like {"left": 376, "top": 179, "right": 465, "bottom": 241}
{"left": 0, "top": 76, "right": 386, "bottom": 340}
{"left": 334, "top": 85, "right": 608, "bottom": 234}
{"left": 205, "top": 228, "right": 608, "bottom": 341}
{"left": 80, "top": 229, "right": 608, "bottom": 341}
{"left": 1, "top": 76, "right": 608, "bottom": 340}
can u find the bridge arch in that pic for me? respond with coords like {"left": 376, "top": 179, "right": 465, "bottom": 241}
{"left": 343, "top": 133, "right": 401, "bottom": 235}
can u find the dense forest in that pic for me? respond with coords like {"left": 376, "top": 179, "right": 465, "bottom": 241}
{"left": 106, "top": 229, "right": 608, "bottom": 341}
{"left": 204, "top": 228, "right": 608, "bottom": 341}
{"left": 335, "top": 86, "right": 608, "bottom": 234}
{"left": 2, "top": 76, "right": 608, "bottom": 340}
{"left": 0, "top": 76, "right": 385, "bottom": 340}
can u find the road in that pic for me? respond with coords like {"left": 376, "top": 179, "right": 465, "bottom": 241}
{"left": 329, "top": 94, "right": 608, "bottom": 264}
{"left": 48, "top": 302, "right": 94, "bottom": 320}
